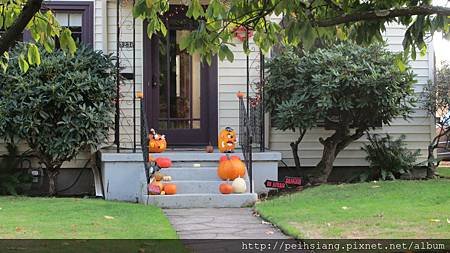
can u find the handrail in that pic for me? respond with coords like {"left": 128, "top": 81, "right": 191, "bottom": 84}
{"left": 138, "top": 95, "right": 151, "bottom": 184}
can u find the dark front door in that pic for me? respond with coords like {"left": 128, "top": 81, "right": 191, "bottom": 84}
{"left": 144, "top": 9, "right": 218, "bottom": 146}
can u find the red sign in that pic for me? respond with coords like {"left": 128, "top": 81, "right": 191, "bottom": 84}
{"left": 285, "top": 177, "right": 301, "bottom": 186}
{"left": 264, "top": 180, "right": 286, "bottom": 189}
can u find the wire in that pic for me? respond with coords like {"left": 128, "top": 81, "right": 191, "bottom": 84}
{"left": 56, "top": 157, "right": 92, "bottom": 194}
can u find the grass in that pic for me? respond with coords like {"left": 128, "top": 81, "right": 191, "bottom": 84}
{"left": 256, "top": 180, "right": 450, "bottom": 239}
{"left": 437, "top": 167, "right": 450, "bottom": 177}
{"left": 0, "top": 197, "right": 177, "bottom": 239}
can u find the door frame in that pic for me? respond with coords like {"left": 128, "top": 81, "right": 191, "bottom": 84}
{"left": 143, "top": 22, "right": 218, "bottom": 147}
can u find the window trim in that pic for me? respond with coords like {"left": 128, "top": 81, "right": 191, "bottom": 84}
{"left": 24, "top": 1, "right": 94, "bottom": 45}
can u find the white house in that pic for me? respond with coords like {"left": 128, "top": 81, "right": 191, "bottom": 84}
{"left": 0, "top": 0, "right": 435, "bottom": 207}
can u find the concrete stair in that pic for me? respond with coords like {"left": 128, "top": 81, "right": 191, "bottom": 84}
{"left": 99, "top": 150, "right": 280, "bottom": 208}
{"left": 143, "top": 153, "right": 257, "bottom": 208}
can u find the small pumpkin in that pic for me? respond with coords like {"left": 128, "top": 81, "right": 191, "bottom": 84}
{"left": 155, "top": 157, "right": 172, "bottom": 168}
{"left": 219, "top": 182, "right": 233, "bottom": 194}
{"left": 232, "top": 177, "right": 247, "bottom": 193}
{"left": 160, "top": 191, "right": 166, "bottom": 195}
{"left": 236, "top": 91, "right": 245, "bottom": 99}
{"left": 205, "top": 143, "right": 214, "bottom": 153}
{"left": 163, "top": 184, "right": 177, "bottom": 195}
{"left": 149, "top": 129, "right": 167, "bottom": 153}
{"left": 218, "top": 127, "right": 237, "bottom": 153}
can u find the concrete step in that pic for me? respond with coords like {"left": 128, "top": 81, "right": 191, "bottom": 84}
{"left": 143, "top": 193, "right": 258, "bottom": 208}
{"left": 168, "top": 162, "right": 220, "bottom": 168}
{"left": 166, "top": 180, "right": 249, "bottom": 194}
{"left": 159, "top": 167, "right": 220, "bottom": 180}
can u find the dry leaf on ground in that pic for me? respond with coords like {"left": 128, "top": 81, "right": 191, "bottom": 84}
{"left": 104, "top": 215, "right": 115, "bottom": 220}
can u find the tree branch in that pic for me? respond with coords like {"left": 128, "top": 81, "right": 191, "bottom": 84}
{"left": 0, "top": 0, "right": 43, "bottom": 55}
{"left": 315, "top": 5, "right": 450, "bottom": 27}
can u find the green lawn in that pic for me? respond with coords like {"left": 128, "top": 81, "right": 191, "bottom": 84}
{"left": 0, "top": 197, "right": 177, "bottom": 239}
{"left": 256, "top": 180, "right": 450, "bottom": 239}
{"left": 437, "top": 167, "right": 450, "bottom": 177}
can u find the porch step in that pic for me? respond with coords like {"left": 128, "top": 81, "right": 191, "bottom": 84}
{"left": 143, "top": 193, "right": 258, "bottom": 208}
{"left": 160, "top": 167, "right": 219, "bottom": 180}
{"left": 166, "top": 180, "right": 249, "bottom": 194}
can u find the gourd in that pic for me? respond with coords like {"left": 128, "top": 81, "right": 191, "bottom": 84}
{"left": 217, "top": 155, "right": 246, "bottom": 180}
{"left": 155, "top": 157, "right": 172, "bottom": 168}
{"left": 232, "top": 177, "right": 246, "bottom": 193}
{"left": 149, "top": 128, "right": 167, "bottom": 153}
{"left": 219, "top": 182, "right": 233, "bottom": 194}
{"left": 163, "top": 184, "right": 177, "bottom": 195}
{"left": 218, "top": 127, "right": 237, "bottom": 153}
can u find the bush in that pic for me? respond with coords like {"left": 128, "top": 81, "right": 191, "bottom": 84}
{"left": 0, "top": 144, "right": 31, "bottom": 195}
{"left": 265, "top": 42, "right": 416, "bottom": 183}
{"left": 361, "top": 133, "right": 420, "bottom": 180}
{"left": 0, "top": 43, "right": 116, "bottom": 195}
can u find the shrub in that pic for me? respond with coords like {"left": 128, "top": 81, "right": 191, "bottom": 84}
{"left": 361, "top": 133, "right": 420, "bottom": 180}
{"left": 0, "top": 43, "right": 116, "bottom": 195}
{"left": 0, "top": 144, "right": 31, "bottom": 195}
{"left": 265, "top": 42, "right": 416, "bottom": 183}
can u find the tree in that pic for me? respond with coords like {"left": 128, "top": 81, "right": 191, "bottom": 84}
{"left": 134, "top": 0, "right": 450, "bottom": 62}
{"left": 422, "top": 62, "right": 450, "bottom": 179}
{"left": 265, "top": 43, "right": 416, "bottom": 184}
{"left": 0, "top": 0, "right": 76, "bottom": 71}
{"left": 0, "top": 44, "right": 116, "bottom": 195}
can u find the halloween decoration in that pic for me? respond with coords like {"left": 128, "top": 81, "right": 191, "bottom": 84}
{"left": 233, "top": 25, "right": 253, "bottom": 42}
{"left": 162, "top": 175, "right": 172, "bottom": 181}
{"left": 150, "top": 180, "right": 164, "bottom": 191}
{"left": 163, "top": 184, "right": 177, "bottom": 195}
{"left": 206, "top": 143, "right": 214, "bottom": 153}
{"left": 149, "top": 128, "right": 167, "bottom": 153}
{"left": 232, "top": 177, "right": 247, "bottom": 193}
{"left": 155, "top": 157, "right": 172, "bottom": 168}
{"left": 265, "top": 177, "right": 302, "bottom": 190}
{"left": 219, "top": 182, "right": 233, "bottom": 194}
{"left": 236, "top": 91, "right": 245, "bottom": 99}
{"left": 218, "top": 127, "right": 237, "bottom": 153}
{"left": 136, "top": 91, "right": 144, "bottom": 99}
{"left": 153, "top": 171, "right": 164, "bottom": 181}
{"left": 217, "top": 154, "right": 246, "bottom": 180}
{"left": 148, "top": 183, "right": 161, "bottom": 195}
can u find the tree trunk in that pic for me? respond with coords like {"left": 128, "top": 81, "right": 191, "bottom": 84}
{"left": 290, "top": 129, "right": 306, "bottom": 170}
{"left": 0, "top": 0, "right": 43, "bottom": 55}
{"left": 47, "top": 169, "right": 59, "bottom": 196}
{"left": 427, "top": 144, "right": 437, "bottom": 179}
{"left": 311, "top": 138, "right": 339, "bottom": 184}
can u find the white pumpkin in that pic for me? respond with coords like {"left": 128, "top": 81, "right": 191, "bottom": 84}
{"left": 232, "top": 177, "right": 247, "bottom": 193}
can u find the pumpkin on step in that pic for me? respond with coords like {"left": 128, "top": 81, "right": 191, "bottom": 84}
{"left": 163, "top": 184, "right": 177, "bottom": 195}
{"left": 218, "top": 127, "right": 237, "bottom": 153}
{"left": 232, "top": 177, "right": 247, "bottom": 193}
{"left": 219, "top": 182, "right": 233, "bottom": 194}
{"left": 217, "top": 154, "right": 246, "bottom": 180}
{"left": 149, "top": 128, "right": 167, "bottom": 153}
{"left": 155, "top": 157, "right": 172, "bottom": 168}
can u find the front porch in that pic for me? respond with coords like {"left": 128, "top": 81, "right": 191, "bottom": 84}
{"left": 98, "top": 149, "right": 280, "bottom": 208}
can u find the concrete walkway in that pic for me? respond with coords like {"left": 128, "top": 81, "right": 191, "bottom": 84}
{"left": 163, "top": 208, "right": 289, "bottom": 239}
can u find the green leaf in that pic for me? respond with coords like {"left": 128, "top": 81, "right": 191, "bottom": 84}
{"left": 18, "top": 54, "right": 29, "bottom": 73}
{"left": 27, "top": 44, "right": 41, "bottom": 66}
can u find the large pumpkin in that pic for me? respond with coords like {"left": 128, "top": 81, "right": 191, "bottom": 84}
{"left": 219, "top": 183, "right": 233, "bottom": 194}
{"left": 218, "top": 127, "right": 237, "bottom": 153}
{"left": 217, "top": 155, "right": 246, "bottom": 180}
{"left": 149, "top": 128, "right": 167, "bottom": 153}
{"left": 163, "top": 184, "right": 177, "bottom": 195}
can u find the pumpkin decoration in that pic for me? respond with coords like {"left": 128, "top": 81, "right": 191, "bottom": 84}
{"left": 217, "top": 154, "right": 246, "bottom": 180}
{"left": 219, "top": 182, "right": 233, "bottom": 194}
{"left": 218, "top": 127, "right": 237, "bottom": 153}
{"left": 163, "top": 184, "right": 177, "bottom": 195}
{"left": 160, "top": 191, "right": 166, "bottom": 195}
{"left": 236, "top": 91, "right": 245, "bottom": 99}
{"left": 136, "top": 91, "right": 144, "bottom": 99}
{"left": 205, "top": 143, "right": 214, "bottom": 153}
{"left": 232, "top": 177, "right": 247, "bottom": 193}
{"left": 149, "top": 128, "right": 167, "bottom": 153}
{"left": 155, "top": 157, "right": 172, "bottom": 168}
{"left": 148, "top": 182, "right": 161, "bottom": 195}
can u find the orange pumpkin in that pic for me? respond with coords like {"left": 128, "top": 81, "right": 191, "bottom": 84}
{"left": 219, "top": 155, "right": 240, "bottom": 162}
{"left": 163, "top": 184, "right": 177, "bottom": 195}
{"left": 218, "top": 127, "right": 237, "bottom": 153}
{"left": 217, "top": 155, "right": 246, "bottom": 180}
{"left": 149, "top": 128, "right": 167, "bottom": 153}
{"left": 236, "top": 91, "right": 245, "bottom": 99}
{"left": 155, "top": 157, "right": 172, "bottom": 168}
{"left": 219, "top": 182, "right": 233, "bottom": 194}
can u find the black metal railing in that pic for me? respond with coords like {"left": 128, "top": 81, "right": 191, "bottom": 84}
{"left": 239, "top": 95, "right": 265, "bottom": 194}
{"left": 139, "top": 97, "right": 151, "bottom": 184}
